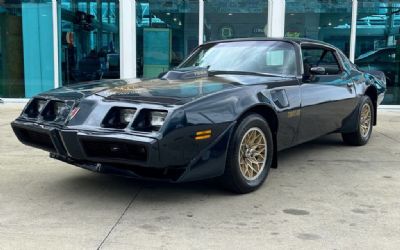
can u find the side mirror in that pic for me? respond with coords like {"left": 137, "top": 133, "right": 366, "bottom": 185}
{"left": 310, "top": 67, "right": 326, "bottom": 75}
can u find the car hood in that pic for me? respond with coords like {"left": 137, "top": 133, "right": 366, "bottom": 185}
{"left": 37, "top": 75, "right": 293, "bottom": 106}
{"left": 96, "top": 75, "right": 292, "bottom": 106}
{"left": 37, "top": 79, "right": 128, "bottom": 101}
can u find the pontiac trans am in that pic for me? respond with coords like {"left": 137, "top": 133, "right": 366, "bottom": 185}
{"left": 11, "top": 38, "right": 386, "bottom": 193}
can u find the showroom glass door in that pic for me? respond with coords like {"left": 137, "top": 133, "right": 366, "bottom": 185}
{"left": 355, "top": 0, "right": 400, "bottom": 105}
{"left": 285, "top": 0, "right": 352, "bottom": 56}
{"left": 0, "top": 1, "right": 25, "bottom": 97}
{"left": 60, "top": 0, "right": 120, "bottom": 85}
{"left": 136, "top": 0, "right": 199, "bottom": 78}
{"left": 204, "top": 0, "right": 268, "bottom": 42}
{"left": 1, "top": 0, "right": 57, "bottom": 98}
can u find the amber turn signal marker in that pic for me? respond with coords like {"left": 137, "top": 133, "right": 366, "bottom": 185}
{"left": 195, "top": 130, "right": 212, "bottom": 140}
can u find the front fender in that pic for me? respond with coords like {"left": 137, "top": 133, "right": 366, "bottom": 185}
{"left": 182, "top": 85, "right": 277, "bottom": 124}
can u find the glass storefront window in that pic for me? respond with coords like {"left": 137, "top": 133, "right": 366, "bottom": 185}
{"left": 354, "top": 0, "right": 400, "bottom": 105}
{"left": 204, "top": 0, "right": 268, "bottom": 42}
{"left": 285, "top": 0, "right": 352, "bottom": 56}
{"left": 0, "top": 1, "right": 25, "bottom": 97}
{"left": 136, "top": 0, "right": 199, "bottom": 78}
{"left": 60, "top": 0, "right": 119, "bottom": 85}
{"left": 1, "top": 0, "right": 55, "bottom": 98}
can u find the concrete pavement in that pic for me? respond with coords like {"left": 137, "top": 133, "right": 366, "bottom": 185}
{"left": 0, "top": 104, "right": 399, "bottom": 249}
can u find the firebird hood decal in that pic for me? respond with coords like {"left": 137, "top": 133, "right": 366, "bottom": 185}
{"left": 36, "top": 75, "right": 291, "bottom": 105}
{"left": 96, "top": 77, "right": 239, "bottom": 105}
{"left": 96, "top": 75, "right": 290, "bottom": 105}
{"left": 37, "top": 79, "right": 129, "bottom": 101}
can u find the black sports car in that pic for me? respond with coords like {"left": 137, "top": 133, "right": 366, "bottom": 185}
{"left": 11, "top": 38, "right": 386, "bottom": 193}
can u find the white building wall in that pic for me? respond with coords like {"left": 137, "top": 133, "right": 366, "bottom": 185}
{"left": 119, "top": 0, "right": 136, "bottom": 79}
{"left": 268, "top": 0, "right": 285, "bottom": 38}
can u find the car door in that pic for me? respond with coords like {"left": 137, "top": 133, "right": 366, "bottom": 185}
{"left": 296, "top": 44, "right": 358, "bottom": 144}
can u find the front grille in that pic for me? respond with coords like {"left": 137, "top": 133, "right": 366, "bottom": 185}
{"left": 81, "top": 139, "right": 147, "bottom": 162}
{"left": 14, "top": 127, "right": 56, "bottom": 152}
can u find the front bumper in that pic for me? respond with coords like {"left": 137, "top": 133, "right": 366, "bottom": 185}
{"left": 11, "top": 120, "right": 233, "bottom": 182}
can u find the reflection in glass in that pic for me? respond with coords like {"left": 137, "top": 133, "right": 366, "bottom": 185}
{"left": 355, "top": 0, "right": 400, "bottom": 104}
{"left": 0, "top": 1, "right": 25, "bottom": 97}
{"left": 204, "top": 0, "right": 268, "bottom": 42}
{"left": 180, "top": 41, "right": 297, "bottom": 77}
{"left": 136, "top": 0, "right": 199, "bottom": 78}
{"left": 60, "top": 0, "right": 119, "bottom": 85}
{"left": 285, "top": 0, "right": 352, "bottom": 55}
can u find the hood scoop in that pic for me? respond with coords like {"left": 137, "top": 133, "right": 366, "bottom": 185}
{"left": 161, "top": 67, "right": 209, "bottom": 81}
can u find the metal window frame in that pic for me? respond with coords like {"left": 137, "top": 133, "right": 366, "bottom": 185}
{"left": 119, "top": 0, "right": 136, "bottom": 79}
{"left": 52, "top": 0, "right": 60, "bottom": 88}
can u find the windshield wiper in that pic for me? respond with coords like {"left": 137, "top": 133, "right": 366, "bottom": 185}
{"left": 208, "top": 70, "right": 287, "bottom": 78}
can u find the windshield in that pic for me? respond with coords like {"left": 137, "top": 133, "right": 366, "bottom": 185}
{"left": 179, "top": 41, "right": 297, "bottom": 76}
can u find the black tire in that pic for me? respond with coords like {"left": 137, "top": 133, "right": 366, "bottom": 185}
{"left": 222, "top": 113, "right": 274, "bottom": 194}
{"left": 342, "top": 96, "right": 374, "bottom": 146}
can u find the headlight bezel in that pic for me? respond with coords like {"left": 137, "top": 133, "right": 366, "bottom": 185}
{"left": 120, "top": 109, "right": 136, "bottom": 125}
{"left": 102, "top": 107, "right": 137, "bottom": 129}
{"left": 42, "top": 101, "right": 66, "bottom": 121}
{"left": 132, "top": 109, "right": 168, "bottom": 132}
{"left": 149, "top": 111, "right": 168, "bottom": 128}
{"left": 23, "top": 98, "right": 48, "bottom": 118}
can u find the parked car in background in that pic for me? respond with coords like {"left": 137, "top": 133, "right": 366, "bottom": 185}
{"left": 355, "top": 46, "right": 397, "bottom": 86}
{"left": 12, "top": 38, "right": 386, "bottom": 193}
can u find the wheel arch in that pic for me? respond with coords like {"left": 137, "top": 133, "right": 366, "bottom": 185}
{"left": 238, "top": 104, "right": 279, "bottom": 169}
{"left": 238, "top": 104, "right": 278, "bottom": 133}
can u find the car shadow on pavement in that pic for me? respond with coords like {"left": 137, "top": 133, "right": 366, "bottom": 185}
{"left": 50, "top": 134, "right": 350, "bottom": 201}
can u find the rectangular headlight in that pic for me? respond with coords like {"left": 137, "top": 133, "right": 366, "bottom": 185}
{"left": 24, "top": 98, "right": 47, "bottom": 118}
{"left": 150, "top": 111, "right": 167, "bottom": 128}
{"left": 102, "top": 107, "right": 137, "bottom": 129}
{"left": 37, "top": 99, "right": 47, "bottom": 113}
{"left": 53, "top": 101, "right": 65, "bottom": 115}
{"left": 120, "top": 109, "right": 136, "bottom": 124}
{"left": 132, "top": 110, "right": 168, "bottom": 132}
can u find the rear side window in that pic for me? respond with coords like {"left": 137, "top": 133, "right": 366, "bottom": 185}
{"left": 302, "top": 47, "right": 341, "bottom": 75}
